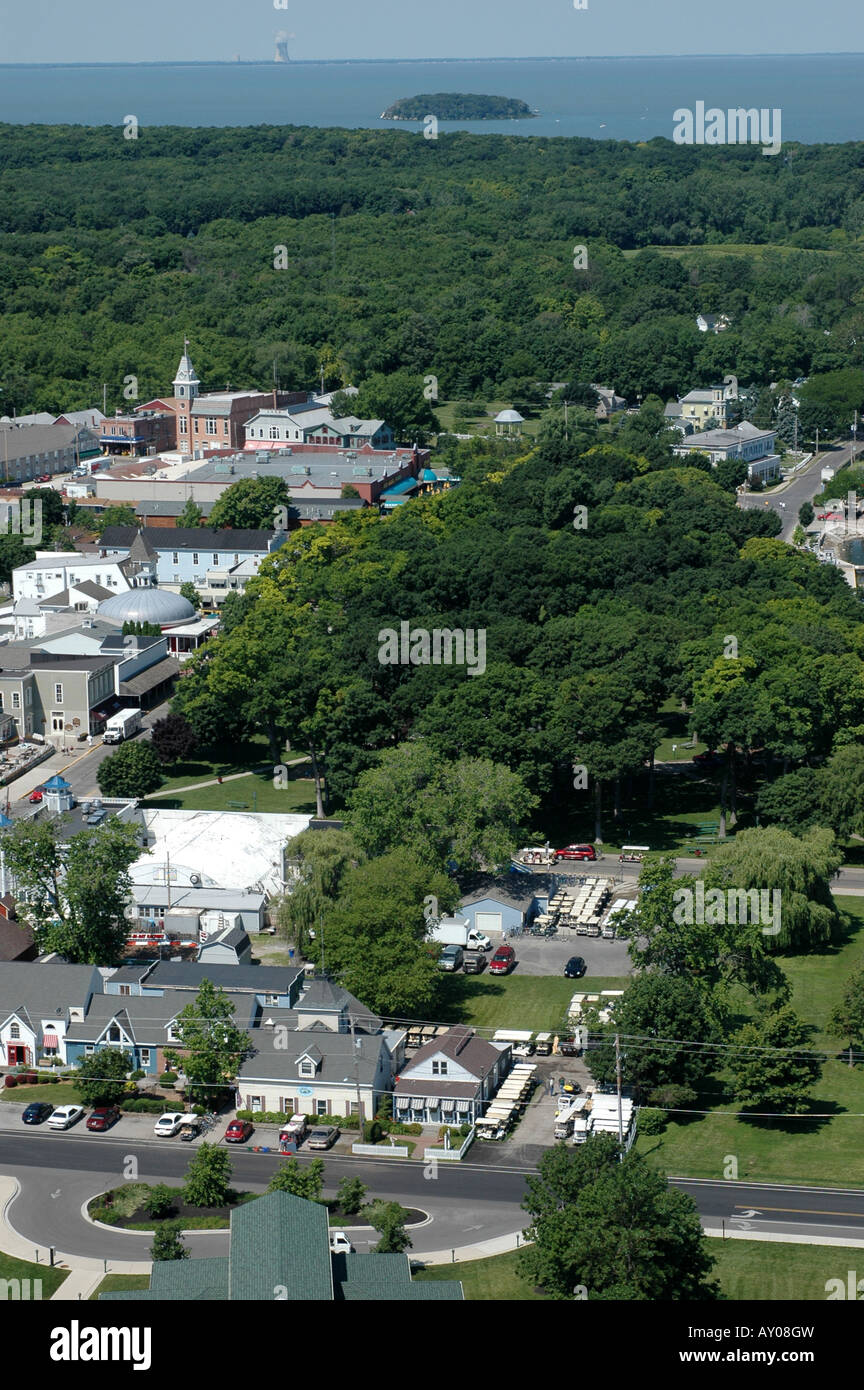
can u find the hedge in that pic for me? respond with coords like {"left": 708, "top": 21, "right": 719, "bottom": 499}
{"left": 120, "top": 1097, "right": 167, "bottom": 1114}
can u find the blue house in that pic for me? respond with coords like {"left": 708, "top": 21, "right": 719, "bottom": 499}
{"left": 459, "top": 875, "right": 554, "bottom": 938}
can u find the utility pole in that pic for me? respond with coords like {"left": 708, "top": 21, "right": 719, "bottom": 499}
{"left": 815, "top": 426, "right": 820, "bottom": 457}
{"left": 614, "top": 1032, "right": 623, "bottom": 1147}
{"left": 564, "top": 400, "right": 570, "bottom": 441}
{"left": 350, "top": 1017, "right": 364, "bottom": 1126}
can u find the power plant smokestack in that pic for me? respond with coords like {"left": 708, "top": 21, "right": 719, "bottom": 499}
{"left": 274, "top": 31, "right": 293, "bottom": 62}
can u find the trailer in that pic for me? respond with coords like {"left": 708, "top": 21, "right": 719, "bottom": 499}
{"left": 102, "top": 707, "right": 142, "bottom": 744}
{"left": 493, "top": 1029, "right": 535, "bottom": 1057}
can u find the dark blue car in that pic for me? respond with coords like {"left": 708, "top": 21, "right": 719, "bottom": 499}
{"left": 564, "top": 956, "right": 587, "bottom": 979}
{"left": 22, "top": 1102, "right": 53, "bottom": 1124}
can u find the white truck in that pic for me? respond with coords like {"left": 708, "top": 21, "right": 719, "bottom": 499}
{"left": 102, "top": 707, "right": 142, "bottom": 744}
{"left": 427, "top": 916, "right": 491, "bottom": 952}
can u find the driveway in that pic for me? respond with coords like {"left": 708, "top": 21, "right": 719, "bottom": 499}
{"left": 508, "top": 932, "right": 631, "bottom": 978}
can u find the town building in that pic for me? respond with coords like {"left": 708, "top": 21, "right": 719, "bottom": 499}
{"left": 0, "top": 962, "right": 102, "bottom": 1066}
{"left": 666, "top": 383, "right": 737, "bottom": 432}
{"left": 244, "top": 405, "right": 394, "bottom": 451}
{"left": 672, "top": 420, "right": 780, "bottom": 482}
{"left": 97, "top": 526, "right": 288, "bottom": 604}
{"left": 393, "top": 1025, "right": 510, "bottom": 1127}
{"left": 100, "top": 409, "right": 176, "bottom": 457}
{"left": 592, "top": 385, "right": 628, "bottom": 419}
{"left": 0, "top": 420, "right": 101, "bottom": 485}
{"left": 99, "top": 1190, "right": 463, "bottom": 1301}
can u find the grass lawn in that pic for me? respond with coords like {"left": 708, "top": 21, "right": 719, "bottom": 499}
{"left": 89, "top": 1273, "right": 151, "bottom": 1300}
{"left": 637, "top": 896, "right": 864, "bottom": 1188}
{"left": 414, "top": 1240, "right": 860, "bottom": 1300}
{"left": 0, "top": 1251, "right": 69, "bottom": 1298}
{"left": 438, "top": 974, "right": 628, "bottom": 1033}
{"left": 1, "top": 1081, "right": 82, "bottom": 1105}
{"left": 146, "top": 735, "right": 277, "bottom": 792}
{"left": 146, "top": 769, "right": 316, "bottom": 815}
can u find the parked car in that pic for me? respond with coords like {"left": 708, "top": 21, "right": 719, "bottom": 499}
{"left": 438, "top": 943, "right": 464, "bottom": 972}
{"left": 306, "top": 1125, "right": 340, "bottom": 1150}
{"left": 48, "top": 1104, "right": 85, "bottom": 1130}
{"left": 462, "top": 950, "right": 487, "bottom": 974}
{"left": 28, "top": 789, "right": 44, "bottom": 804}
{"left": 693, "top": 750, "right": 721, "bottom": 766}
{"left": 36, "top": 474, "right": 52, "bottom": 483}
{"left": 329, "top": 1230, "right": 353, "bottom": 1254}
{"left": 225, "top": 1119, "right": 254, "bottom": 1144}
{"left": 153, "top": 1112, "right": 189, "bottom": 1137}
{"left": 564, "top": 956, "right": 587, "bottom": 979}
{"left": 554, "top": 843, "right": 597, "bottom": 861}
{"left": 22, "top": 1101, "right": 53, "bottom": 1125}
{"left": 86, "top": 1105, "right": 121, "bottom": 1132}
{"left": 488, "top": 944, "right": 516, "bottom": 975}
{"left": 558, "top": 1036, "right": 581, "bottom": 1057}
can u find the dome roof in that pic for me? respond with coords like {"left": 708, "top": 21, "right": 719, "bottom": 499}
{"left": 494, "top": 408, "right": 524, "bottom": 423}
{"left": 98, "top": 587, "right": 196, "bottom": 626}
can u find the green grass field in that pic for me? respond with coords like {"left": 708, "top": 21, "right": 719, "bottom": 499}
{"left": 636, "top": 896, "right": 864, "bottom": 1187}
{"left": 89, "top": 1273, "right": 152, "bottom": 1300}
{"left": 438, "top": 974, "right": 628, "bottom": 1033}
{"left": 0, "top": 1251, "right": 69, "bottom": 1298}
{"left": 414, "top": 1239, "right": 862, "bottom": 1301}
{"left": 146, "top": 770, "right": 316, "bottom": 815}
{"left": 0, "top": 1082, "right": 82, "bottom": 1105}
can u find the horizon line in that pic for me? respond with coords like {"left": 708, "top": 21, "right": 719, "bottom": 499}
{"left": 2, "top": 52, "right": 864, "bottom": 68}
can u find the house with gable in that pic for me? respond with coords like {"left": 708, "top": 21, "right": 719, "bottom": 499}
{"left": 393, "top": 1024, "right": 510, "bottom": 1127}
{"left": 0, "top": 962, "right": 101, "bottom": 1067}
{"left": 64, "top": 987, "right": 257, "bottom": 1077}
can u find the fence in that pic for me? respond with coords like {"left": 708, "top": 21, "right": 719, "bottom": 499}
{"left": 424, "top": 1128, "right": 476, "bottom": 1161}
{"left": 350, "top": 1142, "right": 410, "bottom": 1158}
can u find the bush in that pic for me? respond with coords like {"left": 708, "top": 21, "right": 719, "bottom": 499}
{"left": 120, "top": 1097, "right": 166, "bottom": 1114}
{"left": 130, "top": 1069, "right": 146, "bottom": 1081}
{"left": 647, "top": 1084, "right": 697, "bottom": 1114}
{"left": 3, "top": 1075, "right": 16, "bottom": 1088}
{"left": 362, "top": 1119, "right": 383, "bottom": 1144}
{"left": 92, "top": 1207, "right": 121, "bottom": 1226}
{"left": 638, "top": 1108, "right": 667, "bottom": 1135}
{"left": 144, "top": 1184, "right": 177, "bottom": 1219}
{"left": 160, "top": 1071, "right": 178, "bottom": 1084}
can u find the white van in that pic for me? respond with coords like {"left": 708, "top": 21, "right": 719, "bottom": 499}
{"left": 329, "top": 1231, "right": 353, "bottom": 1254}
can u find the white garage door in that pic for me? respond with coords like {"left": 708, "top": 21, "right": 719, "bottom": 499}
{"left": 475, "top": 912, "right": 503, "bottom": 936}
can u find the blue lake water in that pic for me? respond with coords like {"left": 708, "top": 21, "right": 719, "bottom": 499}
{"left": 0, "top": 55, "right": 863, "bottom": 142}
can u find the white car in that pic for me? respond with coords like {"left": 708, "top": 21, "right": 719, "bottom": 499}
{"left": 48, "top": 1105, "right": 85, "bottom": 1130}
{"left": 153, "top": 1112, "right": 189, "bottom": 1137}
{"left": 329, "top": 1231, "right": 353, "bottom": 1255}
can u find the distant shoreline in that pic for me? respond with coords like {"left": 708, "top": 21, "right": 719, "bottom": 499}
{"left": 2, "top": 53, "right": 864, "bottom": 69}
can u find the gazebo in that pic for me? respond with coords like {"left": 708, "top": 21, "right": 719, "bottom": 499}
{"left": 494, "top": 408, "right": 525, "bottom": 437}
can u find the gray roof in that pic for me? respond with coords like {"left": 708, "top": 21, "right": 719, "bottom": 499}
{"left": 297, "top": 977, "right": 381, "bottom": 1031}
{"left": 0, "top": 421, "right": 98, "bottom": 463}
{"left": 459, "top": 873, "right": 554, "bottom": 912}
{"left": 66, "top": 988, "right": 254, "bottom": 1044}
{"left": 398, "top": 1025, "right": 502, "bottom": 1083}
{"left": 199, "top": 924, "right": 249, "bottom": 953}
{"left": 237, "top": 1025, "right": 385, "bottom": 1085}
{"left": 134, "top": 499, "right": 216, "bottom": 518}
{"left": 132, "top": 886, "right": 266, "bottom": 912}
{"left": 0, "top": 962, "right": 99, "bottom": 1023}
{"left": 141, "top": 961, "right": 303, "bottom": 994}
{"left": 98, "top": 587, "right": 195, "bottom": 626}
{"left": 100, "top": 527, "right": 278, "bottom": 553}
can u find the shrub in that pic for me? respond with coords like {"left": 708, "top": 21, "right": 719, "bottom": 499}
{"left": 638, "top": 1108, "right": 667, "bottom": 1136}
{"left": 130, "top": 1069, "right": 146, "bottom": 1081}
{"left": 647, "top": 1084, "right": 697, "bottom": 1114}
{"left": 144, "top": 1184, "right": 177, "bottom": 1219}
{"left": 120, "top": 1097, "right": 165, "bottom": 1114}
{"left": 92, "top": 1207, "right": 121, "bottom": 1226}
{"left": 362, "top": 1119, "right": 383, "bottom": 1144}
{"left": 3, "top": 1075, "right": 16, "bottom": 1088}
{"left": 160, "top": 1071, "right": 178, "bottom": 1084}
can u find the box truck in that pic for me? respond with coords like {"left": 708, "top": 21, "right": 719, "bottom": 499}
{"left": 102, "top": 707, "right": 142, "bottom": 744}
{"left": 427, "top": 916, "right": 492, "bottom": 952}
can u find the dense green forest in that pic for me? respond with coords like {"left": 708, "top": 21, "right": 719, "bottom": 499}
{"left": 381, "top": 94, "right": 535, "bottom": 120}
{"left": 4, "top": 125, "right": 864, "bottom": 413}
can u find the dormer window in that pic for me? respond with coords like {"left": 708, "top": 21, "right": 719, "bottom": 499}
{"left": 299, "top": 1059, "right": 315, "bottom": 1077}
{"left": 107, "top": 1025, "right": 122, "bottom": 1043}
{"left": 432, "top": 1060, "right": 448, "bottom": 1076}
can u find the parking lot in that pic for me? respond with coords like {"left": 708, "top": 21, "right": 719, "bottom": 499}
{"left": 507, "top": 932, "right": 631, "bottom": 978}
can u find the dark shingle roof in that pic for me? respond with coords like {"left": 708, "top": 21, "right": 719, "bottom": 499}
{"left": 100, "top": 526, "right": 277, "bottom": 553}
{"left": 142, "top": 962, "right": 303, "bottom": 993}
{"left": 399, "top": 1025, "right": 502, "bottom": 1082}
{"left": 229, "top": 1192, "right": 333, "bottom": 1301}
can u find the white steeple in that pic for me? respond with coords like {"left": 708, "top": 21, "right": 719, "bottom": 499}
{"left": 173, "top": 338, "right": 200, "bottom": 401}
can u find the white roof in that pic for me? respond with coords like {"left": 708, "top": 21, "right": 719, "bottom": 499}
{"left": 131, "top": 809, "right": 311, "bottom": 897}
{"left": 494, "top": 409, "right": 524, "bottom": 423}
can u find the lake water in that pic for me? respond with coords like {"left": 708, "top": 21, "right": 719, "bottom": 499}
{"left": 1, "top": 55, "right": 863, "bottom": 142}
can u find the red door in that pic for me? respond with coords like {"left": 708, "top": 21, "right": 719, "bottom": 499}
{"left": 7, "top": 1045, "right": 28, "bottom": 1065}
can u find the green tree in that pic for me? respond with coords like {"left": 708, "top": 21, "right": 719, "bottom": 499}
{"left": 208, "top": 476, "right": 289, "bottom": 530}
{"left": 829, "top": 966, "right": 864, "bottom": 1068}
{"left": 728, "top": 1005, "right": 821, "bottom": 1114}
{"left": 519, "top": 1136, "right": 719, "bottom": 1300}
{"left": 705, "top": 825, "right": 842, "bottom": 952}
{"left": 755, "top": 768, "right": 827, "bottom": 834}
{"left": 819, "top": 744, "right": 864, "bottom": 837}
{"left": 150, "top": 1221, "right": 188, "bottom": 1262}
{"left": 0, "top": 533, "right": 37, "bottom": 585}
{"left": 182, "top": 1142, "right": 233, "bottom": 1208}
{"left": 144, "top": 1184, "right": 177, "bottom": 1219}
{"left": 587, "top": 974, "right": 721, "bottom": 1096}
{"left": 335, "top": 1176, "right": 367, "bottom": 1216}
{"left": 364, "top": 1200, "right": 412, "bottom": 1254}
{"left": 798, "top": 500, "right": 815, "bottom": 527}
{"left": 179, "top": 580, "right": 202, "bottom": 610}
{"left": 1, "top": 817, "right": 142, "bottom": 964}
{"left": 347, "top": 741, "right": 536, "bottom": 872}
{"left": 94, "top": 505, "right": 138, "bottom": 535}
{"left": 96, "top": 740, "right": 164, "bottom": 798}
{"left": 75, "top": 1046, "right": 133, "bottom": 1106}
{"left": 172, "top": 979, "right": 254, "bottom": 1107}
{"left": 349, "top": 370, "right": 437, "bottom": 444}
{"left": 177, "top": 499, "right": 204, "bottom": 527}
{"left": 266, "top": 1157, "right": 325, "bottom": 1202}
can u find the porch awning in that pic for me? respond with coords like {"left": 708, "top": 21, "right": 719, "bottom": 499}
{"left": 42, "top": 1033, "right": 59, "bottom": 1049}
{"left": 441, "top": 1097, "right": 456, "bottom": 1111}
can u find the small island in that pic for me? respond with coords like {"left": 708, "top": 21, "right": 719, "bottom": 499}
{"left": 381, "top": 93, "right": 536, "bottom": 122}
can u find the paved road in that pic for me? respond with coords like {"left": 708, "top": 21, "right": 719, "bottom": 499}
{"left": 0, "top": 1132, "right": 530, "bottom": 1260}
{"left": 521, "top": 856, "right": 864, "bottom": 897}
{"left": 673, "top": 1178, "right": 864, "bottom": 1249}
{"left": 738, "top": 438, "right": 864, "bottom": 541}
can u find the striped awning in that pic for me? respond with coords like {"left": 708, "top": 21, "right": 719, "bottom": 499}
{"left": 42, "top": 1034, "right": 59, "bottom": 1049}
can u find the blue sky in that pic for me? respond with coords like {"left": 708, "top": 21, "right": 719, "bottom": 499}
{"left": 2, "top": 0, "right": 864, "bottom": 63}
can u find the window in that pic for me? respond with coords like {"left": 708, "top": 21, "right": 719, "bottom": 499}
{"left": 12, "top": 693, "right": 19, "bottom": 710}
{"left": 250, "top": 1096, "right": 263, "bottom": 1113}
{"left": 299, "top": 1059, "right": 315, "bottom": 1077}
{"left": 270, "top": 426, "right": 279, "bottom": 440}
{"left": 10, "top": 1023, "right": 20, "bottom": 1039}
{"left": 0, "top": 693, "right": 3, "bottom": 711}
{"left": 432, "top": 1060, "right": 448, "bottom": 1076}
{"left": 119, "top": 985, "right": 131, "bottom": 997}
{"left": 223, "top": 420, "right": 229, "bottom": 434}
{"left": 107, "top": 1026, "right": 122, "bottom": 1043}
{"left": 172, "top": 553, "right": 178, "bottom": 565}
{"left": 25, "top": 688, "right": 31, "bottom": 707}
{"left": 194, "top": 419, "right": 199, "bottom": 433}
{"left": 212, "top": 554, "right": 219, "bottom": 565}
{"left": 265, "top": 994, "right": 278, "bottom": 1006}
{"left": 179, "top": 417, "right": 188, "bottom": 436}
{"left": 140, "top": 1049, "right": 151, "bottom": 1067}
{"left": 316, "top": 1099, "right": 328, "bottom": 1116}
{"left": 192, "top": 553, "right": 199, "bottom": 566}
{"left": 85, "top": 1044, "right": 94, "bottom": 1054}
{"left": 54, "top": 684, "right": 63, "bottom": 704}
{"left": 280, "top": 1097, "right": 295, "bottom": 1114}
{"left": 206, "top": 417, "right": 218, "bottom": 433}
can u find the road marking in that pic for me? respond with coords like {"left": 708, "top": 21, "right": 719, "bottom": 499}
{"left": 734, "top": 1203, "right": 864, "bottom": 1219}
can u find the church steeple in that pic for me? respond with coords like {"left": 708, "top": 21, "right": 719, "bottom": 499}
{"left": 173, "top": 338, "right": 200, "bottom": 401}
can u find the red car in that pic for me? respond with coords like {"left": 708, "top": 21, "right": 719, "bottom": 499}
{"left": 225, "top": 1119, "right": 254, "bottom": 1144}
{"left": 488, "top": 944, "right": 516, "bottom": 975}
{"left": 86, "top": 1105, "right": 121, "bottom": 1132}
{"left": 554, "top": 844, "right": 597, "bottom": 862}
{"left": 36, "top": 474, "right": 52, "bottom": 484}
{"left": 28, "top": 788, "right": 44, "bottom": 803}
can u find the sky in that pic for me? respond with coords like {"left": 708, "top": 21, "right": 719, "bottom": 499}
{"left": 1, "top": 0, "right": 864, "bottom": 64}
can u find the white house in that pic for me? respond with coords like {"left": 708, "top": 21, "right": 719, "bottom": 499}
{"left": 11, "top": 549, "right": 150, "bottom": 605}
{"left": 0, "top": 963, "right": 101, "bottom": 1066}
{"left": 393, "top": 1025, "right": 510, "bottom": 1126}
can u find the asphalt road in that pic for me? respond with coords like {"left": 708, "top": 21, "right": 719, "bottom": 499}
{"left": 738, "top": 438, "right": 864, "bottom": 541}
{"left": 6, "top": 1134, "right": 864, "bottom": 1263}
{"left": 0, "top": 1132, "right": 530, "bottom": 1260}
